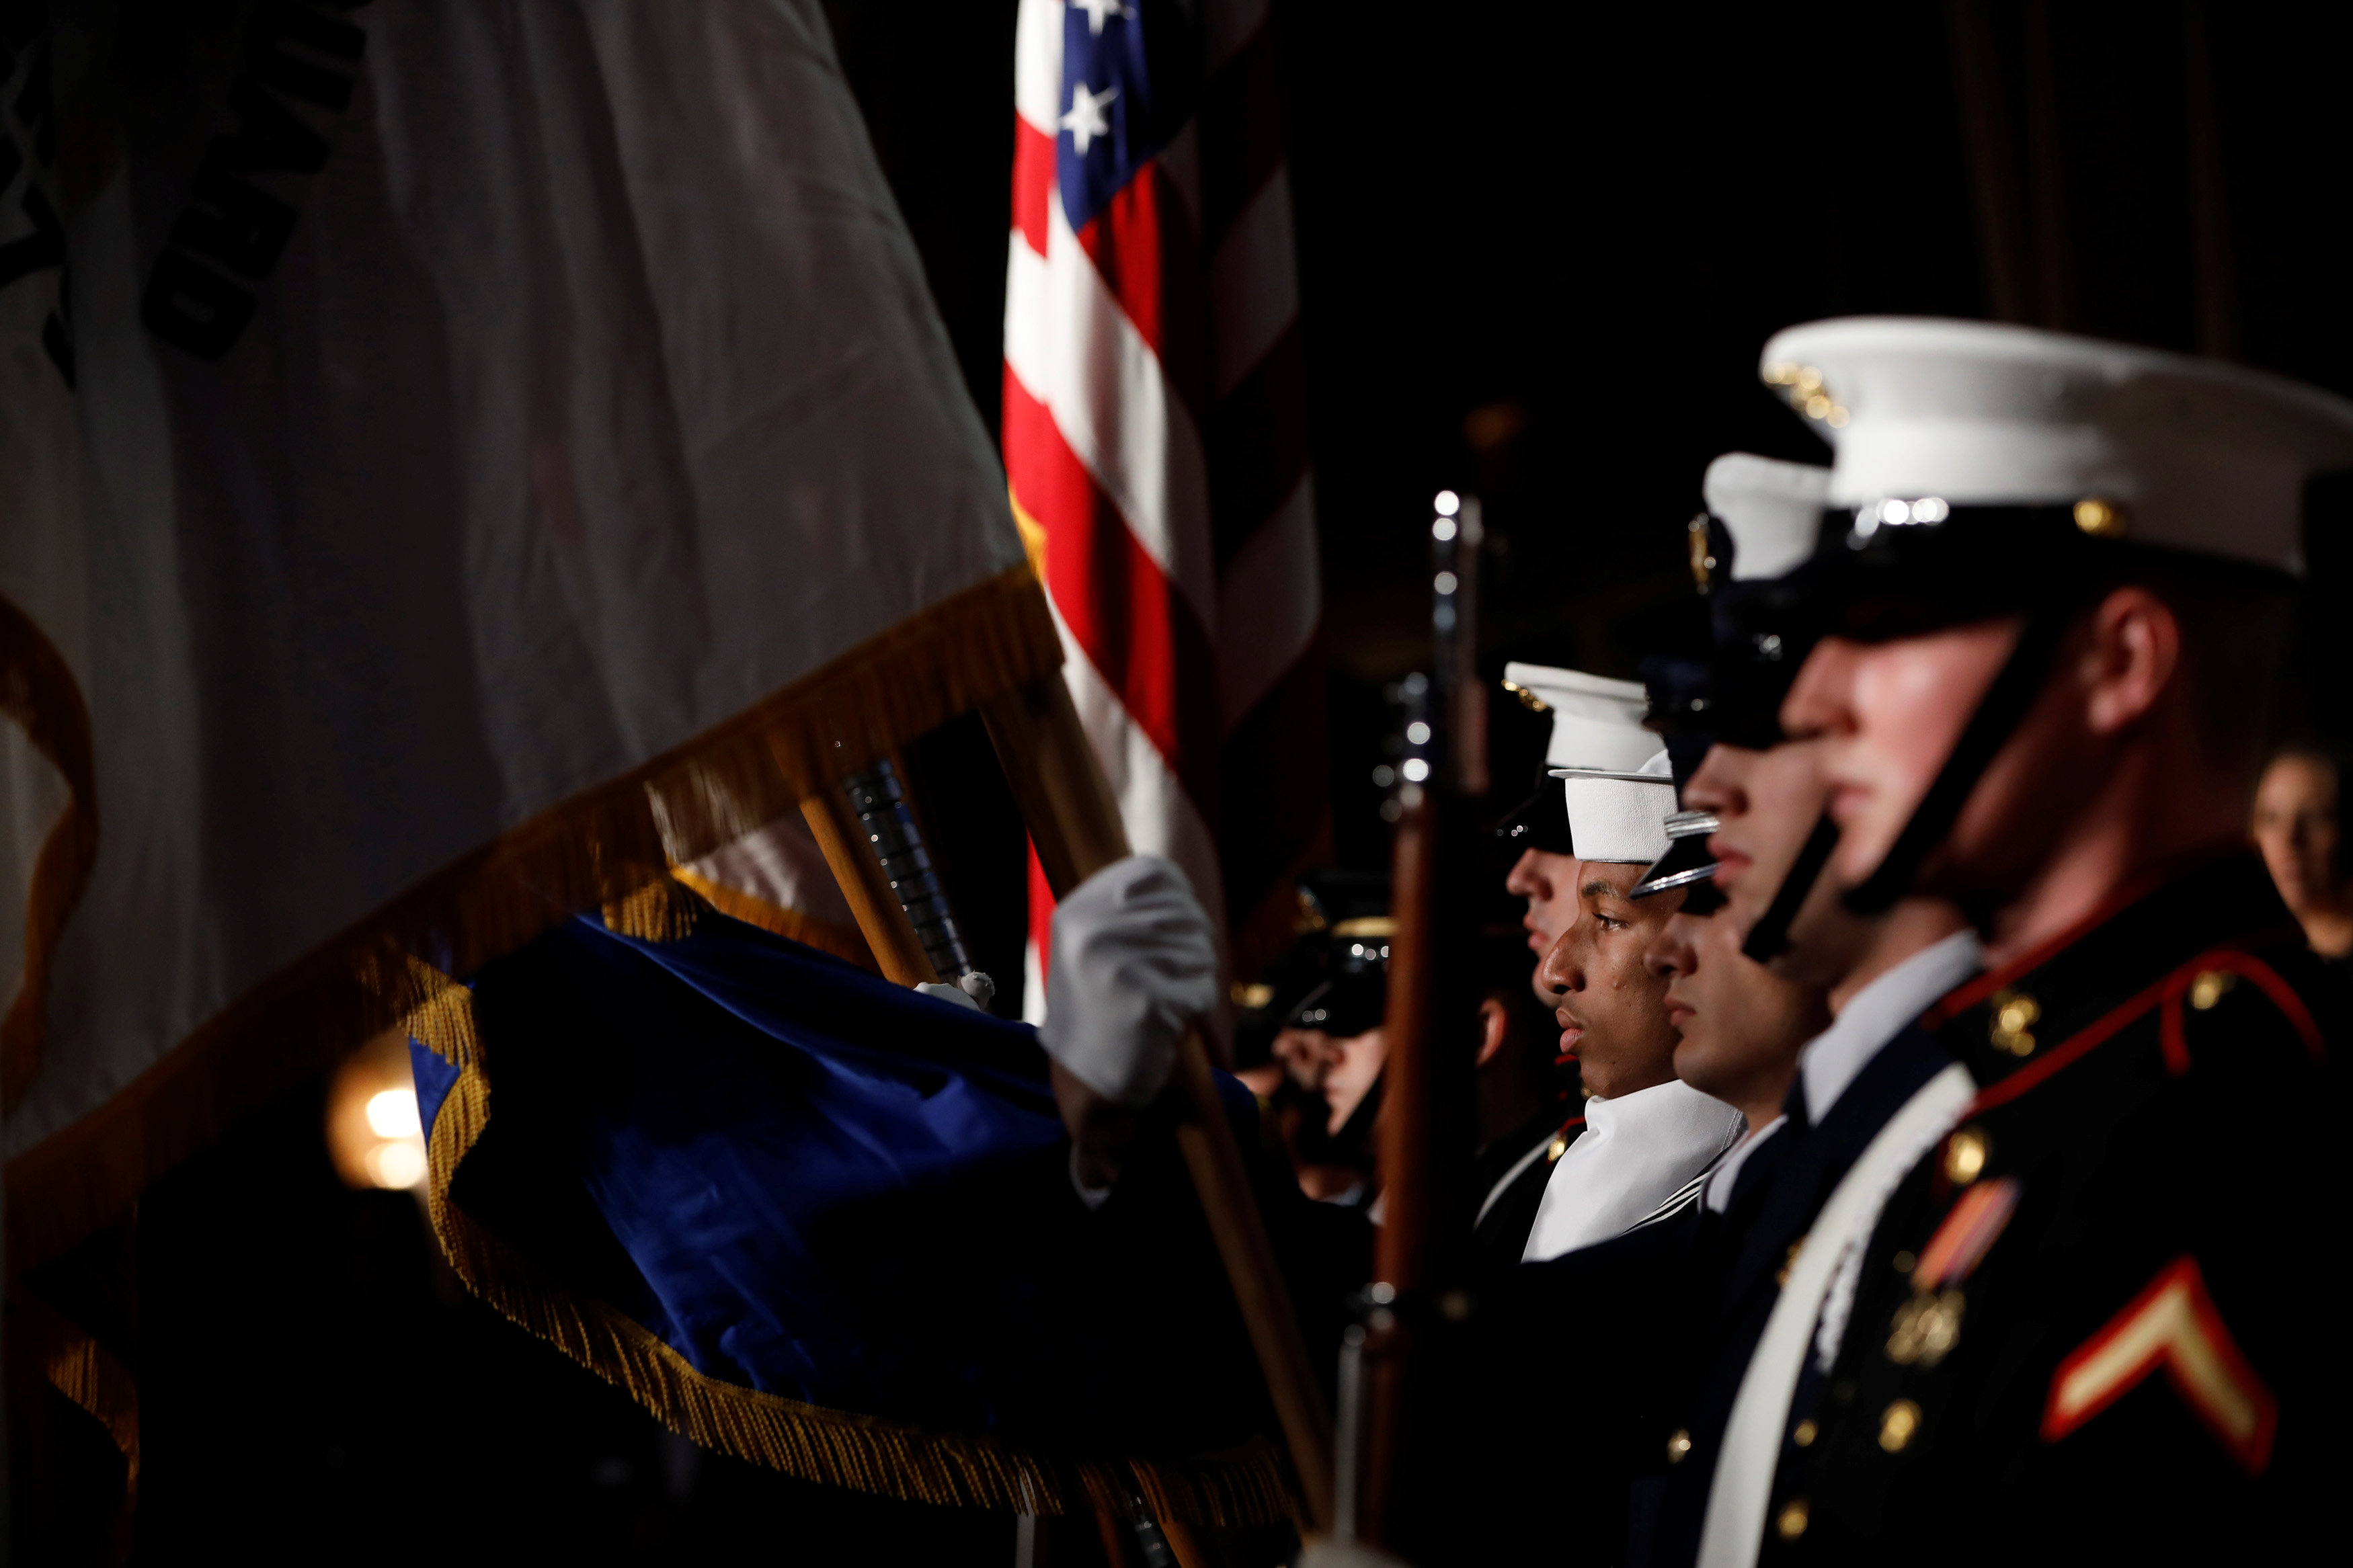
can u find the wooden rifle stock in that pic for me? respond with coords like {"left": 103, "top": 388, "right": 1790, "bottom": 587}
{"left": 1356, "top": 495, "right": 1487, "bottom": 1553}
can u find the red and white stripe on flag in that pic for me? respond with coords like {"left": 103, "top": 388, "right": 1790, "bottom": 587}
{"left": 1005, "top": 0, "right": 1326, "bottom": 1022}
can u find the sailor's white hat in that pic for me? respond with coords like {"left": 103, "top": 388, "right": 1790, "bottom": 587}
{"left": 1760, "top": 317, "right": 2353, "bottom": 576}
{"left": 1704, "top": 453, "right": 1831, "bottom": 583}
{"left": 1549, "top": 748, "right": 1676, "bottom": 866}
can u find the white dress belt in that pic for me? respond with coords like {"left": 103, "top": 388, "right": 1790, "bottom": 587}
{"left": 1696, "top": 1063, "right": 1977, "bottom": 1568}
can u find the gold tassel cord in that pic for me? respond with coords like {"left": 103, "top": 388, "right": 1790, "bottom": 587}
{"left": 400, "top": 950, "right": 1291, "bottom": 1526}
{"left": 666, "top": 865, "right": 877, "bottom": 971}
{"left": 7, "top": 567, "right": 1061, "bottom": 1276}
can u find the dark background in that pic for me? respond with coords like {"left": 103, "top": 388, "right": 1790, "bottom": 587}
{"left": 48, "top": 3, "right": 2353, "bottom": 1563}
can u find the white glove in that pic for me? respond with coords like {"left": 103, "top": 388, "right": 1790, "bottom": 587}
{"left": 1037, "top": 854, "right": 1218, "bottom": 1106}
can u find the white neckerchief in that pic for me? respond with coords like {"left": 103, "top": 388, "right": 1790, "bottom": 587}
{"left": 1704, "top": 1116, "right": 1786, "bottom": 1214}
{"left": 1521, "top": 1079, "right": 1745, "bottom": 1262}
{"left": 1799, "top": 930, "right": 1983, "bottom": 1124}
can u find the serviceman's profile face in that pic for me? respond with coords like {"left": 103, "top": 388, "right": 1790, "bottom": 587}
{"left": 1534, "top": 863, "right": 1681, "bottom": 1100}
{"left": 1646, "top": 907, "right": 1822, "bottom": 1122}
{"left": 1505, "top": 847, "right": 1583, "bottom": 1001}
{"left": 1683, "top": 739, "right": 1866, "bottom": 985}
{"left": 1778, "top": 620, "right": 2021, "bottom": 899}
{"left": 1505, "top": 847, "right": 1581, "bottom": 951}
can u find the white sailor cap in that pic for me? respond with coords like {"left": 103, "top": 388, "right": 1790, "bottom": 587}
{"left": 1501, "top": 663, "right": 1654, "bottom": 772}
{"left": 1761, "top": 317, "right": 2353, "bottom": 576}
{"left": 1550, "top": 748, "right": 1676, "bottom": 866}
{"left": 1704, "top": 452, "right": 1831, "bottom": 583}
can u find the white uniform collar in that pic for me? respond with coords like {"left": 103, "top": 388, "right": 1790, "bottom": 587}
{"left": 1799, "top": 930, "right": 1983, "bottom": 1125}
{"left": 1521, "top": 1078, "right": 1745, "bottom": 1262}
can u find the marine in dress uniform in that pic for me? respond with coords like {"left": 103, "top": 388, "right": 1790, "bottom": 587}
{"left": 1681, "top": 319, "right": 2353, "bottom": 1567}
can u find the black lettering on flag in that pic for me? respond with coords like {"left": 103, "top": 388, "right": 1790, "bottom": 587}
{"left": 172, "top": 159, "right": 299, "bottom": 278}
{"left": 215, "top": 78, "right": 331, "bottom": 176}
{"left": 142, "top": 250, "right": 257, "bottom": 362}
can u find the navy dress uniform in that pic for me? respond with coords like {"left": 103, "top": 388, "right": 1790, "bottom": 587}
{"left": 1685, "top": 318, "right": 2353, "bottom": 1566}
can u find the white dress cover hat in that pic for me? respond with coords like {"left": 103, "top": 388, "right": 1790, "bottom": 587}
{"left": 1703, "top": 452, "right": 1831, "bottom": 583}
{"left": 1502, "top": 663, "right": 1655, "bottom": 772}
{"left": 1760, "top": 316, "right": 2353, "bottom": 575}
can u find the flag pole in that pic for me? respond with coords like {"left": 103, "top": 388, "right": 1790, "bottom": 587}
{"left": 980, "top": 675, "right": 1339, "bottom": 1536}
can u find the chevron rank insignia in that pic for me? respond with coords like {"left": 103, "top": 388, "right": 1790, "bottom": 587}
{"left": 2041, "top": 1255, "right": 2277, "bottom": 1474}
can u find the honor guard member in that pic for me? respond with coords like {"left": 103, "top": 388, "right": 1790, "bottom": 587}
{"left": 1629, "top": 450, "right": 1985, "bottom": 1568}
{"left": 1693, "top": 319, "right": 2353, "bottom": 1567}
{"left": 1525, "top": 696, "right": 1745, "bottom": 1262}
{"left": 1497, "top": 664, "right": 1656, "bottom": 985}
{"left": 1469, "top": 928, "right": 1585, "bottom": 1262}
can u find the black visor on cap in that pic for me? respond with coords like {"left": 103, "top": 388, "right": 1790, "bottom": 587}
{"left": 1287, "top": 973, "right": 1386, "bottom": 1038}
{"left": 1777, "top": 501, "right": 2297, "bottom": 643}
{"left": 1491, "top": 765, "right": 1574, "bottom": 856}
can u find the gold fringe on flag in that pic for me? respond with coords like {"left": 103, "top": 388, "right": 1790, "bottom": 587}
{"left": 7, "top": 567, "right": 1061, "bottom": 1276}
{"left": 666, "top": 865, "right": 877, "bottom": 971}
{"left": 395, "top": 925, "right": 1293, "bottom": 1526}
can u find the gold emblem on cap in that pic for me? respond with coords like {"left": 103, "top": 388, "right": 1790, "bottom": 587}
{"left": 1886, "top": 1288, "right": 1966, "bottom": 1366}
{"left": 1500, "top": 679, "right": 1551, "bottom": 714}
{"left": 1944, "top": 1126, "right": 1990, "bottom": 1186}
{"left": 1776, "top": 1499, "right": 1810, "bottom": 1540}
{"left": 1761, "top": 362, "right": 1849, "bottom": 427}
{"left": 1688, "top": 512, "right": 1716, "bottom": 593}
{"left": 2073, "top": 497, "right": 2128, "bottom": 538}
{"left": 1878, "top": 1399, "right": 1923, "bottom": 1452}
{"left": 1232, "top": 982, "right": 1275, "bottom": 1009}
{"left": 1666, "top": 1429, "right": 1692, "bottom": 1464}
{"left": 1989, "top": 989, "right": 2039, "bottom": 1057}
{"left": 1792, "top": 1418, "right": 1819, "bottom": 1448}
{"left": 2189, "top": 969, "right": 2237, "bottom": 1011}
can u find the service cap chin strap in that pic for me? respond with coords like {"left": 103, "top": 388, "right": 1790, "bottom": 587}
{"left": 1741, "top": 813, "right": 1839, "bottom": 964}
{"left": 1841, "top": 606, "right": 2071, "bottom": 915}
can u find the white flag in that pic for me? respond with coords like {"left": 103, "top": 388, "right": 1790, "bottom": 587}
{"left": 1, "top": 0, "right": 1053, "bottom": 1268}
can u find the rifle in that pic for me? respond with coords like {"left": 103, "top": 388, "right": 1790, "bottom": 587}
{"left": 1343, "top": 492, "right": 1488, "bottom": 1555}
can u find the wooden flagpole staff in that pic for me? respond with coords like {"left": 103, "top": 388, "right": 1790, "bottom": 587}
{"left": 978, "top": 675, "right": 1339, "bottom": 1536}
{"left": 796, "top": 669, "right": 1337, "bottom": 1532}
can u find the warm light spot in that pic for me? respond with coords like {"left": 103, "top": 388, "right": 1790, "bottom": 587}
{"left": 366, "top": 1087, "right": 422, "bottom": 1139}
{"left": 365, "top": 1139, "right": 428, "bottom": 1190}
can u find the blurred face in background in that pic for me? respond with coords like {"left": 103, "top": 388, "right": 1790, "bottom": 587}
{"left": 2254, "top": 751, "right": 2344, "bottom": 917}
{"left": 1536, "top": 863, "right": 1682, "bottom": 1099}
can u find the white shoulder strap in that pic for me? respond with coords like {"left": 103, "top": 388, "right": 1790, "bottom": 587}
{"left": 1696, "top": 1063, "right": 1976, "bottom": 1567}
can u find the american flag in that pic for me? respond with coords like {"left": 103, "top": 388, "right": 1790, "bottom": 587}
{"left": 1004, "top": 0, "right": 1325, "bottom": 1012}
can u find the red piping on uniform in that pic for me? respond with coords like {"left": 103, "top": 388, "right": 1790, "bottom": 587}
{"left": 1966, "top": 971, "right": 2174, "bottom": 1115}
{"left": 1923, "top": 840, "right": 2252, "bottom": 1027}
{"left": 1967, "top": 946, "right": 2325, "bottom": 1115}
{"left": 2197, "top": 951, "right": 2325, "bottom": 1061}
